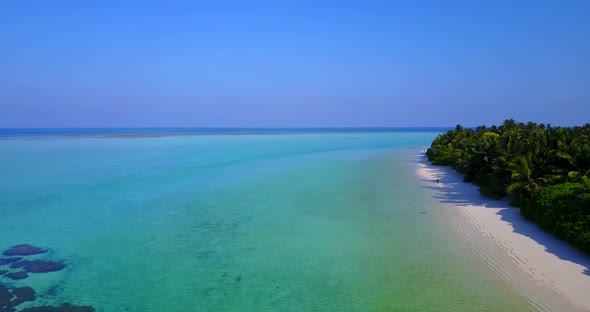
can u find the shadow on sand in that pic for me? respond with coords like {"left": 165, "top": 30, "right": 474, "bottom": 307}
{"left": 416, "top": 155, "right": 590, "bottom": 277}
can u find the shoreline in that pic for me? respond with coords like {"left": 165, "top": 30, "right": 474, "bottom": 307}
{"left": 416, "top": 153, "right": 590, "bottom": 311}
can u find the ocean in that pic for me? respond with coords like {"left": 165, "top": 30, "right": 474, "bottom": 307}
{"left": 0, "top": 130, "right": 535, "bottom": 311}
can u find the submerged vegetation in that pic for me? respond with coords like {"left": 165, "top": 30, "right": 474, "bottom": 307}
{"left": 426, "top": 120, "right": 590, "bottom": 253}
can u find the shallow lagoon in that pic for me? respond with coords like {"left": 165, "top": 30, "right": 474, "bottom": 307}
{"left": 0, "top": 133, "right": 534, "bottom": 311}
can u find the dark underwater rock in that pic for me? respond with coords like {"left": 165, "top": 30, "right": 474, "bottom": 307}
{"left": 9, "top": 260, "right": 65, "bottom": 273}
{"left": 0, "top": 285, "right": 35, "bottom": 311}
{"left": 0, "top": 258, "right": 22, "bottom": 266}
{"left": 2, "top": 245, "right": 47, "bottom": 257}
{"left": 27, "top": 261, "right": 65, "bottom": 273}
{"left": 19, "top": 308, "right": 52, "bottom": 312}
{"left": 20, "top": 304, "right": 95, "bottom": 312}
{"left": 1, "top": 246, "right": 92, "bottom": 312}
{"left": 5, "top": 272, "right": 28, "bottom": 280}
{"left": 10, "top": 286, "right": 35, "bottom": 306}
{"left": 58, "top": 305, "right": 95, "bottom": 312}
{"left": 0, "top": 285, "right": 12, "bottom": 307}
{"left": 0, "top": 284, "right": 91, "bottom": 312}
{"left": 8, "top": 262, "right": 24, "bottom": 269}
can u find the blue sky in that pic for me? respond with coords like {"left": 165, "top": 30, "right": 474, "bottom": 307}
{"left": 1, "top": 1, "right": 589, "bottom": 127}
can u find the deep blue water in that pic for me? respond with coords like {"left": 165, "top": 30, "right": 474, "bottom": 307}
{"left": 0, "top": 127, "right": 451, "bottom": 137}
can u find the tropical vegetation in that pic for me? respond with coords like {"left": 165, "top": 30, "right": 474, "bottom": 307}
{"left": 426, "top": 120, "right": 590, "bottom": 253}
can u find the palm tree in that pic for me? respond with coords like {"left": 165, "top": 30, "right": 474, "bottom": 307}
{"left": 506, "top": 153, "right": 548, "bottom": 198}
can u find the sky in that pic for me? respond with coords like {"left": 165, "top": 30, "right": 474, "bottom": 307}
{"left": 1, "top": 1, "right": 589, "bottom": 127}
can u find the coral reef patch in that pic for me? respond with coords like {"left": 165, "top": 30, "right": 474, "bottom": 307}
{"left": 10, "top": 260, "right": 65, "bottom": 273}
{"left": 20, "top": 304, "right": 95, "bottom": 312}
{"left": 0, "top": 285, "right": 36, "bottom": 311}
{"left": 3, "top": 245, "right": 47, "bottom": 257}
{"left": 4, "top": 272, "right": 28, "bottom": 280}
{"left": 1, "top": 244, "right": 95, "bottom": 311}
{"left": 0, "top": 259, "right": 21, "bottom": 266}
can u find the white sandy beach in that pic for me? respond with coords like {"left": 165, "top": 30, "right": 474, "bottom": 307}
{"left": 417, "top": 154, "right": 590, "bottom": 312}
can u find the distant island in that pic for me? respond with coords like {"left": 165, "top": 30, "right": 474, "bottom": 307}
{"left": 426, "top": 119, "right": 590, "bottom": 253}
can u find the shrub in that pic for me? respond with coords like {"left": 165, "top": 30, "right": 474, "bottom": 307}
{"left": 428, "top": 147, "right": 454, "bottom": 165}
{"left": 525, "top": 183, "right": 590, "bottom": 253}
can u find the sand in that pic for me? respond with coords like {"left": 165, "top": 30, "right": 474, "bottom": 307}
{"left": 416, "top": 153, "right": 590, "bottom": 312}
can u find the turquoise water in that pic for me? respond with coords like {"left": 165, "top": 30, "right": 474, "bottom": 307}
{"left": 0, "top": 133, "right": 534, "bottom": 311}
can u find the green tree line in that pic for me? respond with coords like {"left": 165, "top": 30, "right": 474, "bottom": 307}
{"left": 426, "top": 119, "right": 590, "bottom": 253}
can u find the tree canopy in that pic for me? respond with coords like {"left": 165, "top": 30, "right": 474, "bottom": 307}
{"left": 426, "top": 120, "right": 590, "bottom": 253}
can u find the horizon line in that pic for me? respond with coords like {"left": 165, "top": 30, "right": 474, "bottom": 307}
{"left": 0, "top": 126, "right": 454, "bottom": 129}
